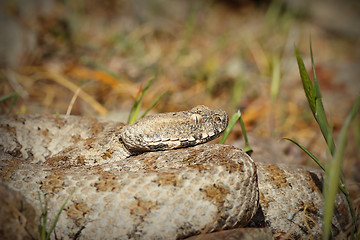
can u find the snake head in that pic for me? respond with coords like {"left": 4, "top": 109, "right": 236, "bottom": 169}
{"left": 120, "top": 105, "right": 229, "bottom": 153}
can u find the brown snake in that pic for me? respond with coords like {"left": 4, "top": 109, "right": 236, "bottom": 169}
{"left": 0, "top": 106, "right": 351, "bottom": 239}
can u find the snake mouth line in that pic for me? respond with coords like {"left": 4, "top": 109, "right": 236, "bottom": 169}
{"left": 122, "top": 129, "right": 224, "bottom": 153}
{"left": 119, "top": 105, "right": 229, "bottom": 154}
{"left": 142, "top": 130, "right": 218, "bottom": 143}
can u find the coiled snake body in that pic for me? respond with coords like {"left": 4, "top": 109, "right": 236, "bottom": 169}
{"left": 0, "top": 106, "right": 351, "bottom": 239}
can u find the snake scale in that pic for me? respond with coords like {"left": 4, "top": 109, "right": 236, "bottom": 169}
{"left": 0, "top": 105, "right": 351, "bottom": 239}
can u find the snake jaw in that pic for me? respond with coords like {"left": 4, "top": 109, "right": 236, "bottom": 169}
{"left": 119, "top": 105, "right": 229, "bottom": 153}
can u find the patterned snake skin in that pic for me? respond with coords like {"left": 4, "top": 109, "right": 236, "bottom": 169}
{"left": 0, "top": 106, "right": 351, "bottom": 239}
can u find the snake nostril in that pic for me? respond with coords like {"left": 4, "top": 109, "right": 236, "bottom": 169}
{"left": 214, "top": 116, "right": 222, "bottom": 122}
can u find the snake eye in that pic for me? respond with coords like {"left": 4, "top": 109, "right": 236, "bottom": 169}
{"left": 214, "top": 116, "right": 222, "bottom": 122}
{"left": 190, "top": 114, "right": 203, "bottom": 125}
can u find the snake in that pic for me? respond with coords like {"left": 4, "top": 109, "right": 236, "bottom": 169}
{"left": 0, "top": 105, "right": 351, "bottom": 239}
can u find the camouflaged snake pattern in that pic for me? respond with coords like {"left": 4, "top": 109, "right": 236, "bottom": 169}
{"left": 0, "top": 106, "right": 351, "bottom": 239}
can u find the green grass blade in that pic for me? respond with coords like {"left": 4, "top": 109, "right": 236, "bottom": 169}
{"left": 323, "top": 160, "right": 341, "bottom": 240}
{"left": 237, "top": 110, "right": 253, "bottom": 155}
{"left": 284, "top": 137, "right": 325, "bottom": 171}
{"left": 0, "top": 92, "right": 19, "bottom": 101}
{"left": 127, "top": 75, "right": 155, "bottom": 124}
{"left": 46, "top": 189, "right": 75, "bottom": 240}
{"left": 127, "top": 99, "right": 139, "bottom": 124}
{"left": 310, "top": 39, "right": 322, "bottom": 100}
{"left": 296, "top": 44, "right": 335, "bottom": 155}
{"left": 295, "top": 47, "right": 316, "bottom": 114}
{"left": 139, "top": 89, "right": 168, "bottom": 119}
{"left": 309, "top": 41, "right": 336, "bottom": 155}
{"left": 270, "top": 55, "right": 281, "bottom": 100}
{"left": 322, "top": 96, "right": 360, "bottom": 240}
{"left": 315, "top": 99, "right": 336, "bottom": 155}
{"left": 220, "top": 112, "right": 240, "bottom": 144}
{"left": 220, "top": 110, "right": 252, "bottom": 155}
{"left": 0, "top": 92, "right": 20, "bottom": 114}
{"left": 295, "top": 43, "right": 358, "bottom": 239}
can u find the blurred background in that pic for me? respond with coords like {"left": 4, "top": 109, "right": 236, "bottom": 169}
{"left": 0, "top": 0, "right": 359, "bottom": 197}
